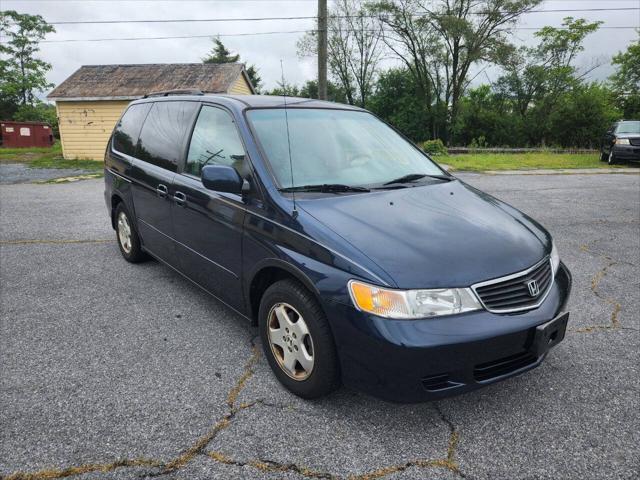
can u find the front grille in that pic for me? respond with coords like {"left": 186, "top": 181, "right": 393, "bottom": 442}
{"left": 474, "top": 351, "right": 537, "bottom": 382}
{"left": 473, "top": 258, "right": 553, "bottom": 312}
{"left": 628, "top": 137, "right": 640, "bottom": 146}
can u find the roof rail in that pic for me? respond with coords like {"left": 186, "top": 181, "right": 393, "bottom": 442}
{"left": 143, "top": 89, "right": 205, "bottom": 98}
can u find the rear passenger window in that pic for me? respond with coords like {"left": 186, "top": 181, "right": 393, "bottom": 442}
{"left": 136, "top": 101, "right": 198, "bottom": 172}
{"left": 113, "top": 103, "right": 151, "bottom": 156}
{"left": 185, "top": 106, "right": 246, "bottom": 177}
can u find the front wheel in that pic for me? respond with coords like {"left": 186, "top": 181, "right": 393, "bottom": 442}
{"left": 600, "top": 150, "right": 608, "bottom": 162}
{"left": 608, "top": 151, "right": 617, "bottom": 165}
{"left": 259, "top": 279, "right": 340, "bottom": 399}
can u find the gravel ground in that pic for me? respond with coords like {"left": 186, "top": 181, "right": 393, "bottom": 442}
{"left": 1, "top": 174, "right": 638, "bottom": 480}
{"left": 0, "top": 163, "right": 95, "bottom": 184}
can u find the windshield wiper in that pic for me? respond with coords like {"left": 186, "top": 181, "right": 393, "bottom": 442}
{"left": 279, "top": 183, "right": 370, "bottom": 193}
{"left": 382, "top": 173, "right": 452, "bottom": 186}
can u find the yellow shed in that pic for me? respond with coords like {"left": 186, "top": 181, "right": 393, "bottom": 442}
{"left": 48, "top": 63, "right": 255, "bottom": 160}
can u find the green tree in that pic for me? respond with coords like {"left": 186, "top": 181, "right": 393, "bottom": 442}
{"left": 264, "top": 79, "right": 349, "bottom": 103}
{"left": 13, "top": 101, "right": 59, "bottom": 136}
{"left": 453, "top": 85, "right": 521, "bottom": 147}
{"left": 496, "top": 17, "right": 602, "bottom": 144}
{"left": 298, "top": 80, "right": 349, "bottom": 103}
{"left": 371, "top": 0, "right": 540, "bottom": 143}
{"left": 368, "top": 68, "right": 434, "bottom": 142}
{"left": 264, "top": 80, "right": 301, "bottom": 97}
{"left": 0, "top": 10, "right": 55, "bottom": 116}
{"left": 202, "top": 38, "right": 240, "bottom": 63}
{"left": 547, "top": 83, "right": 620, "bottom": 148}
{"left": 298, "top": 0, "right": 383, "bottom": 108}
{"left": 202, "top": 38, "right": 262, "bottom": 92}
{"left": 610, "top": 39, "right": 640, "bottom": 119}
{"left": 245, "top": 65, "right": 262, "bottom": 93}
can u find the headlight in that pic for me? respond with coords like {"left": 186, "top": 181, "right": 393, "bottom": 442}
{"left": 348, "top": 280, "right": 482, "bottom": 319}
{"left": 615, "top": 138, "right": 630, "bottom": 145}
{"left": 550, "top": 241, "right": 560, "bottom": 275}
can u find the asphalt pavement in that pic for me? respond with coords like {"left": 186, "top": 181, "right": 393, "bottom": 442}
{"left": 1, "top": 173, "right": 638, "bottom": 480}
{"left": 0, "top": 163, "right": 95, "bottom": 185}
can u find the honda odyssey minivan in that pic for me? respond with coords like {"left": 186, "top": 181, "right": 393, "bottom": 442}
{"left": 104, "top": 92, "right": 572, "bottom": 402}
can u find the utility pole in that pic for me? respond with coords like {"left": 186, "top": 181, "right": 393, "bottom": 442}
{"left": 318, "top": 0, "right": 328, "bottom": 100}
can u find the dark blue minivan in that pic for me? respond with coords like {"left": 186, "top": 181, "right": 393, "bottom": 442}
{"left": 104, "top": 92, "right": 572, "bottom": 402}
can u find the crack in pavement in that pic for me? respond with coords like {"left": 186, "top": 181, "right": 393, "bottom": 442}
{"left": 204, "top": 401, "right": 464, "bottom": 480}
{"left": 205, "top": 445, "right": 461, "bottom": 480}
{"left": 149, "top": 342, "right": 262, "bottom": 475}
{"left": 1, "top": 343, "right": 261, "bottom": 480}
{"left": 3, "top": 336, "right": 465, "bottom": 480}
{"left": 570, "top": 244, "right": 626, "bottom": 334}
{"left": 0, "top": 239, "right": 113, "bottom": 246}
{"left": 207, "top": 451, "right": 336, "bottom": 479}
{"left": 2, "top": 459, "right": 162, "bottom": 480}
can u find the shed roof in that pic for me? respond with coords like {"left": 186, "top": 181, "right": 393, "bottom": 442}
{"left": 48, "top": 63, "right": 253, "bottom": 100}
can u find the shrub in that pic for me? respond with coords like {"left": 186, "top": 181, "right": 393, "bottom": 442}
{"left": 423, "top": 139, "right": 448, "bottom": 156}
{"left": 468, "top": 136, "right": 488, "bottom": 149}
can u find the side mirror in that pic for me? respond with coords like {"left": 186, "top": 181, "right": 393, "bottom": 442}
{"left": 201, "top": 165, "right": 244, "bottom": 194}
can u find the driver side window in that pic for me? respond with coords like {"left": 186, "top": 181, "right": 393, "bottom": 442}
{"left": 186, "top": 105, "right": 246, "bottom": 177}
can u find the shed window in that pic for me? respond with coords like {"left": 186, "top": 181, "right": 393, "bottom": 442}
{"left": 20, "top": 127, "right": 31, "bottom": 136}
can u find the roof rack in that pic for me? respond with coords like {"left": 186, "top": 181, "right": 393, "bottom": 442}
{"left": 143, "top": 89, "right": 205, "bottom": 98}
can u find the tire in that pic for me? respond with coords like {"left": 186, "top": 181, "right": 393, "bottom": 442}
{"left": 259, "top": 279, "right": 340, "bottom": 399}
{"left": 114, "top": 203, "right": 147, "bottom": 263}
{"left": 600, "top": 150, "right": 608, "bottom": 162}
{"left": 608, "top": 150, "right": 617, "bottom": 165}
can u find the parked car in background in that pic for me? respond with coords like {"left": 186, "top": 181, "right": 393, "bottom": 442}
{"left": 104, "top": 92, "right": 572, "bottom": 402}
{"left": 601, "top": 120, "right": 640, "bottom": 164}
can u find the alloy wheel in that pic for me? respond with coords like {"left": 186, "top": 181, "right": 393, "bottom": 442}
{"left": 267, "top": 302, "right": 314, "bottom": 380}
{"left": 117, "top": 211, "right": 132, "bottom": 254}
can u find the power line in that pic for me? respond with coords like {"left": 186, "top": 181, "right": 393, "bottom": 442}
{"left": 36, "top": 7, "right": 640, "bottom": 25}
{"left": 41, "top": 31, "right": 312, "bottom": 43}
{"left": 39, "top": 25, "right": 640, "bottom": 43}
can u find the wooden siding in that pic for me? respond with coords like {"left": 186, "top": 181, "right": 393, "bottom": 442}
{"left": 56, "top": 101, "right": 129, "bottom": 160}
{"left": 228, "top": 75, "right": 253, "bottom": 95}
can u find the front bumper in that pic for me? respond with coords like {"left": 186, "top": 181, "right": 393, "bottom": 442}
{"left": 325, "top": 262, "right": 572, "bottom": 402}
{"left": 613, "top": 144, "right": 640, "bottom": 161}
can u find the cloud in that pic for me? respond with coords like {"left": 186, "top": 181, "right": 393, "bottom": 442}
{"left": 4, "top": 0, "right": 638, "bottom": 95}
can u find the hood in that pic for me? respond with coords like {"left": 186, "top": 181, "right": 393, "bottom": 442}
{"left": 297, "top": 180, "right": 550, "bottom": 289}
{"left": 615, "top": 132, "right": 640, "bottom": 139}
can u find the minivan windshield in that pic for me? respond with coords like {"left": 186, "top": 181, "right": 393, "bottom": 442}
{"left": 616, "top": 121, "right": 640, "bottom": 134}
{"left": 247, "top": 108, "right": 444, "bottom": 189}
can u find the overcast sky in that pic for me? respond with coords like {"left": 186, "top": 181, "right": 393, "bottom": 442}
{"left": 3, "top": 0, "right": 639, "bottom": 95}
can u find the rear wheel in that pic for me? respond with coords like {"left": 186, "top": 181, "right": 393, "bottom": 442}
{"left": 115, "top": 203, "right": 147, "bottom": 263}
{"left": 259, "top": 279, "right": 340, "bottom": 399}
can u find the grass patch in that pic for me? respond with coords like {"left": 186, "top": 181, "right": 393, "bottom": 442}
{"left": 443, "top": 152, "right": 622, "bottom": 171}
{"left": 0, "top": 142, "right": 103, "bottom": 172}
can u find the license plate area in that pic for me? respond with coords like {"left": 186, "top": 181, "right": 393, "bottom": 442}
{"left": 530, "top": 312, "right": 569, "bottom": 358}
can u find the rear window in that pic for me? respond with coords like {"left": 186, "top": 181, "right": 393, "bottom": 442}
{"left": 112, "top": 103, "right": 151, "bottom": 156}
{"left": 136, "top": 101, "right": 198, "bottom": 172}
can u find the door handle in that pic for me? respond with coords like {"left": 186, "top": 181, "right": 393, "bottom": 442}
{"left": 173, "top": 191, "right": 187, "bottom": 206}
{"left": 156, "top": 184, "right": 168, "bottom": 198}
